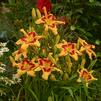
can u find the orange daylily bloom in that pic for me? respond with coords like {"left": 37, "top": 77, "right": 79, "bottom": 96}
{"left": 56, "top": 40, "right": 81, "bottom": 61}
{"left": 77, "top": 68, "right": 97, "bottom": 86}
{"left": 38, "top": 58, "right": 61, "bottom": 80}
{"left": 12, "top": 48, "right": 27, "bottom": 60}
{"left": 10, "top": 57, "right": 38, "bottom": 77}
{"left": 79, "top": 38, "right": 96, "bottom": 59}
{"left": 35, "top": 7, "right": 65, "bottom": 35}
{"left": 16, "top": 29, "right": 43, "bottom": 50}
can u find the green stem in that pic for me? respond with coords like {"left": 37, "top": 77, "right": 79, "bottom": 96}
{"left": 66, "top": 55, "right": 72, "bottom": 74}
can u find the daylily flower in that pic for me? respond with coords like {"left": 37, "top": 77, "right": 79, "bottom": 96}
{"left": 36, "top": 0, "right": 52, "bottom": 13}
{"left": 10, "top": 56, "right": 38, "bottom": 77}
{"left": 38, "top": 58, "right": 61, "bottom": 80}
{"left": 56, "top": 40, "right": 81, "bottom": 61}
{"left": 35, "top": 7, "right": 65, "bottom": 35}
{"left": 77, "top": 68, "right": 97, "bottom": 86}
{"left": 16, "top": 29, "right": 43, "bottom": 50}
{"left": 79, "top": 38, "right": 96, "bottom": 59}
{"left": 12, "top": 48, "right": 27, "bottom": 60}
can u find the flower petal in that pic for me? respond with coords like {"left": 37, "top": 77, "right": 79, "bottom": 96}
{"left": 27, "top": 70, "right": 35, "bottom": 77}
{"left": 42, "top": 72, "right": 50, "bottom": 80}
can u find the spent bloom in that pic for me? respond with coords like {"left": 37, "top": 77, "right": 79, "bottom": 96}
{"left": 35, "top": 7, "right": 65, "bottom": 35}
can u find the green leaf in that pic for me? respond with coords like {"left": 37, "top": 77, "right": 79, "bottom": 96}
{"left": 89, "top": 0, "right": 95, "bottom": 3}
{"left": 61, "top": 87, "right": 74, "bottom": 98}
{"left": 8, "top": 0, "right": 16, "bottom": 4}
{"left": 28, "top": 88, "right": 39, "bottom": 101}
{"left": 16, "top": 88, "right": 22, "bottom": 101}
{"left": 83, "top": 83, "right": 91, "bottom": 100}
{"left": 88, "top": 59, "right": 97, "bottom": 70}
{"left": 97, "top": 52, "right": 101, "bottom": 57}
{"left": 93, "top": 1, "right": 101, "bottom": 6}
{"left": 95, "top": 39, "right": 101, "bottom": 45}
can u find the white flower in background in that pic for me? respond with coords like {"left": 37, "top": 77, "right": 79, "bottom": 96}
{"left": 0, "top": 42, "right": 15, "bottom": 96}
{"left": 0, "top": 67, "right": 5, "bottom": 73}
{"left": 12, "top": 74, "right": 21, "bottom": 83}
{"left": 0, "top": 77, "right": 15, "bottom": 85}
{"left": 0, "top": 42, "right": 7, "bottom": 47}
{"left": 0, "top": 63, "right": 6, "bottom": 73}
{"left": 0, "top": 52, "right": 3, "bottom": 56}
{"left": 1, "top": 47, "right": 9, "bottom": 52}
{"left": 0, "top": 90, "right": 6, "bottom": 96}
{"left": 0, "top": 63, "right": 20, "bottom": 86}
{"left": 0, "top": 42, "right": 9, "bottom": 57}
